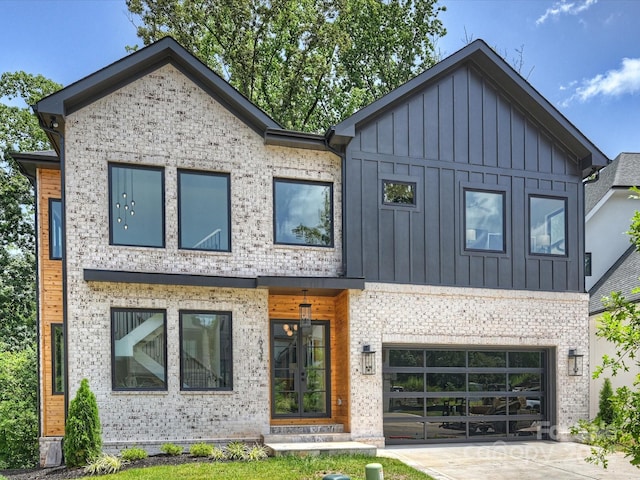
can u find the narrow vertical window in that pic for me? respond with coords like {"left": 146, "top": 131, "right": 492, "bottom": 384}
{"left": 111, "top": 309, "right": 167, "bottom": 390}
{"left": 585, "top": 252, "right": 592, "bottom": 276}
{"left": 180, "top": 311, "right": 233, "bottom": 390}
{"left": 530, "top": 196, "right": 566, "bottom": 256}
{"left": 109, "top": 164, "right": 164, "bottom": 248}
{"left": 274, "top": 179, "right": 333, "bottom": 247}
{"left": 178, "top": 170, "right": 230, "bottom": 251}
{"left": 52, "top": 324, "right": 64, "bottom": 394}
{"left": 49, "top": 199, "right": 62, "bottom": 259}
{"left": 464, "top": 190, "right": 505, "bottom": 252}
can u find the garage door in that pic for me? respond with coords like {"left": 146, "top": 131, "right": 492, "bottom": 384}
{"left": 383, "top": 348, "right": 548, "bottom": 443}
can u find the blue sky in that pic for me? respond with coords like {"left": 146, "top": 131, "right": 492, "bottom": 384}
{"left": 2, "top": 0, "right": 639, "bottom": 160}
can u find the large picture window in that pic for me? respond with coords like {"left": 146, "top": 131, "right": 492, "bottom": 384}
{"left": 274, "top": 179, "right": 333, "bottom": 247}
{"left": 49, "top": 199, "right": 62, "bottom": 259}
{"left": 529, "top": 196, "right": 566, "bottom": 256}
{"left": 178, "top": 170, "right": 230, "bottom": 251}
{"left": 112, "top": 309, "right": 167, "bottom": 390}
{"left": 464, "top": 189, "right": 505, "bottom": 252}
{"left": 180, "top": 311, "right": 232, "bottom": 390}
{"left": 109, "top": 164, "right": 164, "bottom": 247}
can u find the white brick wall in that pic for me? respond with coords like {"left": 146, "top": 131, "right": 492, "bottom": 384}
{"left": 348, "top": 283, "right": 590, "bottom": 445}
{"left": 62, "top": 64, "right": 341, "bottom": 447}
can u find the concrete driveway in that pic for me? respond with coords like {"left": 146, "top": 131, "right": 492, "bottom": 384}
{"left": 378, "top": 441, "right": 640, "bottom": 479}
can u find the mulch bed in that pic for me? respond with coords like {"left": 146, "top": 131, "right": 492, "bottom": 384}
{"left": 1, "top": 454, "right": 212, "bottom": 479}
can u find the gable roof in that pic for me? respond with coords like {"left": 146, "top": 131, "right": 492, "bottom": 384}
{"left": 585, "top": 152, "right": 640, "bottom": 214}
{"left": 589, "top": 245, "right": 640, "bottom": 315}
{"left": 329, "top": 39, "right": 608, "bottom": 178}
{"left": 33, "top": 36, "right": 317, "bottom": 155}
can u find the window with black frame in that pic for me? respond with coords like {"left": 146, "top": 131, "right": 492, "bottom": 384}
{"left": 49, "top": 199, "right": 62, "bottom": 259}
{"left": 529, "top": 196, "right": 566, "bottom": 256}
{"left": 464, "top": 189, "right": 505, "bottom": 252}
{"left": 178, "top": 170, "right": 230, "bottom": 251}
{"left": 180, "top": 311, "right": 232, "bottom": 390}
{"left": 273, "top": 179, "right": 333, "bottom": 247}
{"left": 52, "top": 324, "right": 64, "bottom": 394}
{"left": 111, "top": 309, "right": 167, "bottom": 390}
{"left": 109, "top": 164, "right": 164, "bottom": 247}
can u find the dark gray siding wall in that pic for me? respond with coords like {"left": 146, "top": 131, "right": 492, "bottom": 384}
{"left": 344, "top": 64, "right": 585, "bottom": 292}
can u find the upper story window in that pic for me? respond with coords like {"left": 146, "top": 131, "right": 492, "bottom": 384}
{"left": 180, "top": 311, "right": 233, "bottom": 391}
{"left": 109, "top": 164, "right": 164, "bottom": 248}
{"left": 111, "top": 308, "right": 167, "bottom": 391}
{"left": 274, "top": 179, "right": 333, "bottom": 247}
{"left": 529, "top": 195, "right": 566, "bottom": 256}
{"left": 49, "top": 199, "right": 62, "bottom": 259}
{"left": 383, "top": 181, "right": 416, "bottom": 206}
{"left": 464, "top": 189, "right": 505, "bottom": 252}
{"left": 178, "top": 170, "right": 230, "bottom": 251}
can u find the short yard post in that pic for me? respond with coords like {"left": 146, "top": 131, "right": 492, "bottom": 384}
{"left": 365, "top": 462, "right": 383, "bottom": 480}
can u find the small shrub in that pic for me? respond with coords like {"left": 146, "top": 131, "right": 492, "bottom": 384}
{"left": 189, "top": 442, "right": 214, "bottom": 457}
{"left": 120, "top": 446, "right": 148, "bottom": 461}
{"left": 209, "top": 446, "right": 227, "bottom": 461}
{"left": 160, "top": 443, "right": 183, "bottom": 456}
{"left": 84, "top": 453, "right": 122, "bottom": 475}
{"left": 246, "top": 443, "right": 268, "bottom": 461}
{"left": 64, "top": 379, "right": 102, "bottom": 467}
{"left": 225, "top": 441, "right": 247, "bottom": 460}
{"left": 597, "top": 378, "right": 615, "bottom": 425}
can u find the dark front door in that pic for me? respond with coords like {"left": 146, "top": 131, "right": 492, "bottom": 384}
{"left": 271, "top": 320, "right": 330, "bottom": 417}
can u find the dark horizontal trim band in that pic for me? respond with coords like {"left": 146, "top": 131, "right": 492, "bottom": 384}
{"left": 84, "top": 269, "right": 256, "bottom": 289}
{"left": 83, "top": 269, "right": 364, "bottom": 291}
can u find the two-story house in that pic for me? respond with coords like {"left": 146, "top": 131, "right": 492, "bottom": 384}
{"left": 16, "top": 37, "right": 607, "bottom": 466}
{"left": 585, "top": 153, "right": 640, "bottom": 417}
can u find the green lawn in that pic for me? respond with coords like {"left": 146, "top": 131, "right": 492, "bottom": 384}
{"left": 99, "top": 455, "right": 433, "bottom": 480}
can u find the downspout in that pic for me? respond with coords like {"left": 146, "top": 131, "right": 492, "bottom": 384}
{"left": 324, "top": 136, "right": 348, "bottom": 278}
{"left": 36, "top": 113, "right": 69, "bottom": 422}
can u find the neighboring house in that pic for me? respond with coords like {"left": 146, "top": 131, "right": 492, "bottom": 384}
{"left": 15, "top": 37, "right": 607, "bottom": 466}
{"left": 585, "top": 153, "right": 640, "bottom": 417}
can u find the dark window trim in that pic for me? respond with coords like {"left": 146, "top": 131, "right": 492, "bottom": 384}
{"left": 527, "top": 193, "right": 568, "bottom": 258}
{"left": 177, "top": 169, "right": 231, "bottom": 252}
{"left": 462, "top": 186, "right": 508, "bottom": 255}
{"left": 585, "top": 252, "right": 592, "bottom": 277}
{"left": 49, "top": 198, "right": 62, "bottom": 260}
{"left": 111, "top": 307, "right": 168, "bottom": 391}
{"left": 382, "top": 180, "right": 417, "bottom": 207}
{"left": 179, "top": 309, "right": 233, "bottom": 391}
{"left": 273, "top": 178, "right": 334, "bottom": 248}
{"left": 108, "top": 163, "right": 166, "bottom": 248}
{"left": 51, "top": 323, "right": 64, "bottom": 395}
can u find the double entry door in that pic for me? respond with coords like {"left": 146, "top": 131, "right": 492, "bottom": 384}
{"left": 271, "top": 320, "right": 330, "bottom": 417}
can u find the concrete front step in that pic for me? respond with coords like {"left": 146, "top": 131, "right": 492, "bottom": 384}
{"left": 265, "top": 441, "right": 377, "bottom": 457}
{"left": 263, "top": 432, "right": 352, "bottom": 443}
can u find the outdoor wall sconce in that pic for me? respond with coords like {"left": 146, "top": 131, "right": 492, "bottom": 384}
{"left": 568, "top": 348, "right": 584, "bottom": 376}
{"left": 361, "top": 344, "right": 376, "bottom": 375}
{"left": 299, "top": 289, "right": 312, "bottom": 329}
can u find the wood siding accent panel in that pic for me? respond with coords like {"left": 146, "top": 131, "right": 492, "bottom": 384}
{"left": 344, "top": 63, "right": 585, "bottom": 293}
{"left": 268, "top": 293, "right": 350, "bottom": 430}
{"left": 37, "top": 168, "right": 65, "bottom": 437}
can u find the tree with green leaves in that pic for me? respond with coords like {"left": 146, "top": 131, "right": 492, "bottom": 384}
{"left": 0, "top": 71, "right": 61, "bottom": 351}
{"left": 126, "top": 0, "right": 446, "bottom": 132}
{"left": 572, "top": 187, "right": 640, "bottom": 468}
{"left": 64, "top": 379, "right": 102, "bottom": 467}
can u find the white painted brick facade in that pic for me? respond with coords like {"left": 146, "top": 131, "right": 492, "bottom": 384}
{"left": 62, "top": 64, "right": 341, "bottom": 448}
{"left": 348, "top": 283, "right": 590, "bottom": 446}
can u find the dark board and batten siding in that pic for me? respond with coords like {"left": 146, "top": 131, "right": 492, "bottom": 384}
{"left": 345, "top": 64, "right": 585, "bottom": 292}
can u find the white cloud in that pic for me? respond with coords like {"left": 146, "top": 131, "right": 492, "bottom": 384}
{"left": 561, "top": 58, "right": 640, "bottom": 106}
{"left": 536, "top": 0, "right": 597, "bottom": 25}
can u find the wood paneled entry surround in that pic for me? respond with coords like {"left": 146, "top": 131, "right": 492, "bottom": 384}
{"left": 268, "top": 292, "right": 350, "bottom": 430}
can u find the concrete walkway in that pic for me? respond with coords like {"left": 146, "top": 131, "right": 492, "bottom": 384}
{"left": 378, "top": 441, "right": 640, "bottom": 479}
